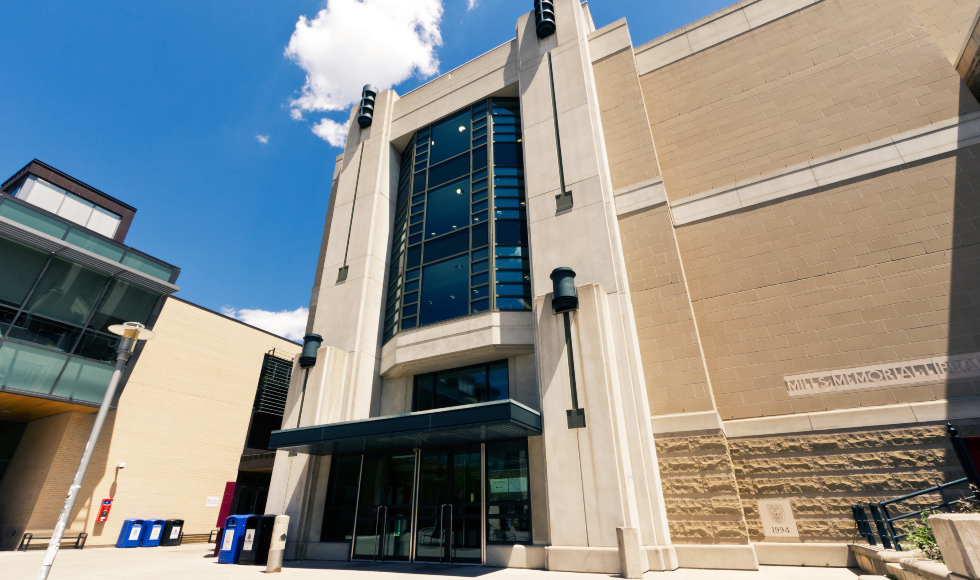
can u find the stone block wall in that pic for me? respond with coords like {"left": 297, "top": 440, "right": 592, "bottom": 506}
{"left": 654, "top": 431, "right": 750, "bottom": 544}
{"left": 730, "top": 424, "right": 967, "bottom": 542}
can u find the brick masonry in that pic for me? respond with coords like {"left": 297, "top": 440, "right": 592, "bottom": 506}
{"left": 592, "top": 48, "right": 661, "bottom": 191}
{"left": 655, "top": 432, "right": 750, "bottom": 544}
{"left": 731, "top": 423, "right": 967, "bottom": 542}
{"left": 619, "top": 204, "right": 714, "bottom": 415}
{"left": 639, "top": 0, "right": 978, "bottom": 202}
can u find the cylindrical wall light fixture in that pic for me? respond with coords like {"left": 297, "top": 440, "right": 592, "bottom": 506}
{"left": 551, "top": 267, "right": 585, "bottom": 429}
{"left": 550, "top": 267, "right": 578, "bottom": 313}
{"left": 357, "top": 84, "right": 379, "bottom": 128}
{"left": 299, "top": 334, "right": 323, "bottom": 368}
{"left": 534, "top": 0, "right": 556, "bottom": 39}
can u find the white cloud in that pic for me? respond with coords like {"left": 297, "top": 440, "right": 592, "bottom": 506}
{"left": 289, "top": 109, "right": 305, "bottom": 121}
{"left": 256, "top": 134, "right": 270, "bottom": 144}
{"left": 285, "top": 0, "right": 443, "bottom": 117}
{"left": 467, "top": 0, "right": 477, "bottom": 9}
{"left": 221, "top": 306, "right": 309, "bottom": 342}
{"left": 312, "top": 117, "right": 350, "bottom": 147}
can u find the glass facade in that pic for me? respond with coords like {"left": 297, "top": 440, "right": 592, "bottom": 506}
{"left": 383, "top": 98, "right": 530, "bottom": 343}
{"left": 0, "top": 235, "right": 163, "bottom": 405}
{"left": 413, "top": 360, "right": 509, "bottom": 412}
{"left": 0, "top": 193, "right": 175, "bottom": 282}
{"left": 319, "top": 439, "right": 532, "bottom": 557}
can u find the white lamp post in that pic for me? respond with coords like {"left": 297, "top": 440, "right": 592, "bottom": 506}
{"left": 37, "top": 322, "right": 155, "bottom": 580}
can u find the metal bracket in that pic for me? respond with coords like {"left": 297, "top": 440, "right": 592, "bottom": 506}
{"left": 337, "top": 265, "right": 349, "bottom": 282}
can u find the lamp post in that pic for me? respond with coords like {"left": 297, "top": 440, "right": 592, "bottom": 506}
{"left": 37, "top": 322, "right": 155, "bottom": 580}
{"left": 550, "top": 268, "right": 585, "bottom": 429}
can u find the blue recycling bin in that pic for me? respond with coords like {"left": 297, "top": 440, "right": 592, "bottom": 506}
{"left": 217, "top": 515, "right": 253, "bottom": 564}
{"left": 139, "top": 519, "right": 165, "bottom": 547}
{"left": 115, "top": 519, "right": 145, "bottom": 548}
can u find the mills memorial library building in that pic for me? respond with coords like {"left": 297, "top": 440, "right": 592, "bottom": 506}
{"left": 264, "top": 0, "right": 980, "bottom": 573}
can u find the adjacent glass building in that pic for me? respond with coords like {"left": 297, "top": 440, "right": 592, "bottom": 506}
{"left": 0, "top": 161, "right": 179, "bottom": 407}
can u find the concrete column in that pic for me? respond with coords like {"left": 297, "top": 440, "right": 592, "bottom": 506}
{"left": 268, "top": 87, "right": 401, "bottom": 560}
{"left": 517, "top": 0, "right": 674, "bottom": 573}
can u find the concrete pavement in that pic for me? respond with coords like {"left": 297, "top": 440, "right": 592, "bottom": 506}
{"left": 1, "top": 543, "right": 863, "bottom": 580}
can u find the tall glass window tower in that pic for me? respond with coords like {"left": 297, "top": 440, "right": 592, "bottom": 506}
{"left": 383, "top": 98, "right": 530, "bottom": 343}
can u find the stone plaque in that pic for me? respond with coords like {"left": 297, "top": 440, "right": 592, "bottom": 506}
{"left": 758, "top": 499, "right": 799, "bottom": 538}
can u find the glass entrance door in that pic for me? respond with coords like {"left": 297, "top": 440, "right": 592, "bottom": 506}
{"left": 414, "top": 445, "right": 482, "bottom": 564}
{"left": 351, "top": 453, "right": 415, "bottom": 561}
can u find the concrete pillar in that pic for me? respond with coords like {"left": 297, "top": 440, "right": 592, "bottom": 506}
{"left": 516, "top": 0, "right": 674, "bottom": 571}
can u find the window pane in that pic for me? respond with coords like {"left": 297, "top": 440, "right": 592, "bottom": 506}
{"left": 25, "top": 257, "right": 109, "bottom": 325}
{"left": 472, "top": 145, "right": 487, "bottom": 172}
{"left": 496, "top": 271, "right": 526, "bottom": 283}
{"left": 472, "top": 273, "right": 489, "bottom": 286}
{"left": 121, "top": 252, "right": 173, "bottom": 282}
{"left": 50, "top": 358, "right": 113, "bottom": 404}
{"left": 495, "top": 221, "right": 528, "bottom": 246}
{"left": 425, "top": 178, "right": 470, "bottom": 239}
{"left": 405, "top": 280, "right": 419, "bottom": 293}
{"left": 5, "top": 313, "right": 81, "bottom": 353}
{"left": 64, "top": 229, "right": 125, "bottom": 261}
{"left": 471, "top": 285, "right": 489, "bottom": 299}
{"left": 429, "top": 110, "right": 471, "bottom": 165}
{"left": 471, "top": 298, "right": 489, "bottom": 313}
{"left": 472, "top": 223, "right": 488, "bottom": 248}
{"left": 495, "top": 246, "right": 526, "bottom": 257}
{"left": 419, "top": 255, "right": 469, "bottom": 326}
{"left": 493, "top": 143, "right": 524, "bottom": 167}
{"left": 496, "top": 283, "right": 529, "bottom": 297}
{"left": 415, "top": 375, "right": 434, "bottom": 411}
{"left": 0, "top": 341, "right": 67, "bottom": 395}
{"left": 489, "top": 361, "right": 508, "bottom": 400}
{"left": 407, "top": 245, "right": 421, "bottom": 269}
{"left": 74, "top": 331, "right": 120, "bottom": 363}
{"left": 88, "top": 279, "right": 160, "bottom": 333}
{"left": 0, "top": 237, "right": 49, "bottom": 308}
{"left": 495, "top": 258, "right": 527, "bottom": 269}
{"left": 423, "top": 230, "right": 468, "bottom": 265}
{"left": 413, "top": 172, "right": 427, "bottom": 194}
{"left": 0, "top": 202, "right": 68, "bottom": 238}
{"left": 434, "top": 365, "right": 487, "bottom": 408}
{"left": 486, "top": 439, "right": 530, "bottom": 501}
{"left": 497, "top": 297, "right": 531, "bottom": 310}
{"left": 488, "top": 517, "right": 531, "bottom": 543}
{"left": 0, "top": 305, "right": 16, "bottom": 337}
{"left": 427, "top": 154, "right": 470, "bottom": 189}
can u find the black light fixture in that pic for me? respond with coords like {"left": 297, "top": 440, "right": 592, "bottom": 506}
{"left": 295, "top": 333, "right": 323, "bottom": 428}
{"left": 357, "top": 84, "right": 379, "bottom": 129}
{"left": 551, "top": 267, "right": 585, "bottom": 429}
{"left": 299, "top": 333, "right": 323, "bottom": 368}
{"left": 534, "top": 0, "right": 557, "bottom": 39}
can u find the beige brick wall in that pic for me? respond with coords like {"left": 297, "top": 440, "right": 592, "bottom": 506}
{"left": 639, "top": 0, "right": 978, "bottom": 202}
{"left": 674, "top": 145, "right": 980, "bottom": 421}
{"left": 593, "top": 49, "right": 661, "bottom": 190}
{"left": 655, "top": 432, "right": 750, "bottom": 544}
{"left": 731, "top": 423, "right": 965, "bottom": 542}
{"left": 619, "top": 204, "right": 713, "bottom": 415}
{"left": 906, "top": 0, "right": 979, "bottom": 65}
{"left": 0, "top": 298, "right": 300, "bottom": 548}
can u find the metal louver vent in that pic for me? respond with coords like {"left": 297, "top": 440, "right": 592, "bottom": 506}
{"left": 252, "top": 350, "right": 294, "bottom": 416}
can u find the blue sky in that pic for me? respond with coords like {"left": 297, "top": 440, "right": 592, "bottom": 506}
{"left": 0, "top": 0, "right": 732, "bottom": 340}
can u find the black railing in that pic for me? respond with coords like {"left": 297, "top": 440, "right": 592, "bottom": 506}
{"left": 853, "top": 478, "right": 973, "bottom": 549}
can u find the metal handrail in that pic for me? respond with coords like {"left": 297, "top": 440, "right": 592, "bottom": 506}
{"left": 853, "top": 477, "right": 973, "bottom": 549}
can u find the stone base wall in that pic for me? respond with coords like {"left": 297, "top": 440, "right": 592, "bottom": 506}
{"left": 655, "top": 431, "right": 750, "bottom": 544}
{"left": 729, "top": 423, "right": 969, "bottom": 543}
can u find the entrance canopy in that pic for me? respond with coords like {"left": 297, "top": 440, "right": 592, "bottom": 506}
{"left": 268, "top": 399, "right": 541, "bottom": 455}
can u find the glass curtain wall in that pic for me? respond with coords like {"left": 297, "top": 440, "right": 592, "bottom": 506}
{"left": 383, "top": 98, "right": 530, "bottom": 343}
{"left": 0, "top": 235, "right": 162, "bottom": 404}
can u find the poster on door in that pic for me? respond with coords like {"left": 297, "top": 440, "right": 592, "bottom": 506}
{"left": 128, "top": 525, "right": 142, "bottom": 541}
{"left": 243, "top": 529, "right": 255, "bottom": 551}
{"left": 489, "top": 479, "right": 508, "bottom": 493}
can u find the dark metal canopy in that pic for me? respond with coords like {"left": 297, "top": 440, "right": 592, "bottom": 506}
{"left": 268, "top": 400, "right": 541, "bottom": 455}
